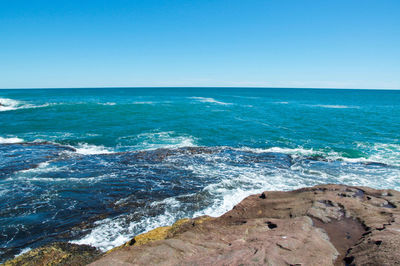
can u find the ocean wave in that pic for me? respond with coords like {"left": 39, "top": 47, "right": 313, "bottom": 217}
{"left": 311, "top": 104, "right": 359, "bottom": 109}
{"left": 71, "top": 197, "right": 184, "bottom": 251}
{"left": 189, "top": 97, "right": 232, "bottom": 105}
{"left": 235, "top": 146, "right": 318, "bottom": 156}
{"left": 177, "top": 156, "right": 302, "bottom": 218}
{"left": 15, "top": 247, "right": 32, "bottom": 257}
{"left": 98, "top": 102, "right": 116, "bottom": 106}
{"left": 65, "top": 144, "right": 399, "bottom": 253}
{"left": 0, "top": 136, "right": 24, "bottom": 144}
{"left": 0, "top": 97, "right": 50, "bottom": 112}
{"left": 357, "top": 142, "right": 400, "bottom": 167}
{"left": 233, "top": 146, "right": 394, "bottom": 165}
{"left": 0, "top": 98, "right": 21, "bottom": 111}
{"left": 118, "top": 131, "right": 197, "bottom": 151}
{"left": 74, "top": 143, "right": 114, "bottom": 155}
{"left": 132, "top": 101, "right": 156, "bottom": 105}
{"left": 16, "top": 161, "right": 70, "bottom": 176}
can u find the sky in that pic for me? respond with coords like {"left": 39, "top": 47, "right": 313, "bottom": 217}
{"left": 0, "top": 0, "right": 399, "bottom": 89}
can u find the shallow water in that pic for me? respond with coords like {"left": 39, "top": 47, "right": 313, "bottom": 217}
{"left": 0, "top": 88, "right": 399, "bottom": 261}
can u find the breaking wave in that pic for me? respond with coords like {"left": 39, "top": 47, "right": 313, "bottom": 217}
{"left": 74, "top": 143, "right": 114, "bottom": 155}
{"left": 311, "top": 104, "right": 359, "bottom": 109}
{"left": 117, "top": 131, "right": 197, "bottom": 151}
{"left": 0, "top": 136, "right": 24, "bottom": 144}
{"left": 0, "top": 97, "right": 50, "bottom": 112}
{"left": 189, "top": 97, "right": 232, "bottom": 105}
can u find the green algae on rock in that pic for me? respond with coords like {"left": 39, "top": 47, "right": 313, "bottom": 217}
{"left": 3, "top": 242, "right": 101, "bottom": 266}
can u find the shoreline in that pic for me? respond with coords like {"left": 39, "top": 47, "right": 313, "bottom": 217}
{"left": 5, "top": 183, "right": 400, "bottom": 265}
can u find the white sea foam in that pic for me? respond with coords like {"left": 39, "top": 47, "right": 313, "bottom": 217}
{"left": 357, "top": 142, "right": 400, "bottom": 166}
{"left": 119, "top": 131, "right": 197, "bottom": 151}
{"left": 70, "top": 143, "right": 400, "bottom": 253}
{"left": 71, "top": 197, "right": 184, "bottom": 251}
{"left": 0, "top": 98, "right": 21, "bottom": 111}
{"left": 132, "top": 101, "right": 156, "bottom": 105}
{"left": 0, "top": 136, "right": 24, "bottom": 144}
{"left": 17, "top": 161, "right": 70, "bottom": 176}
{"left": 15, "top": 247, "right": 32, "bottom": 257}
{"left": 74, "top": 143, "right": 114, "bottom": 155}
{"left": 181, "top": 157, "right": 303, "bottom": 217}
{"left": 235, "top": 146, "right": 318, "bottom": 156}
{"left": 234, "top": 146, "right": 381, "bottom": 164}
{"left": 312, "top": 104, "right": 359, "bottom": 109}
{"left": 98, "top": 102, "right": 116, "bottom": 106}
{"left": 0, "top": 97, "right": 50, "bottom": 112}
{"left": 189, "top": 97, "right": 232, "bottom": 105}
{"left": 19, "top": 162, "right": 51, "bottom": 174}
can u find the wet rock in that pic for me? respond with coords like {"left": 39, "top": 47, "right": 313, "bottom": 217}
{"left": 3, "top": 242, "right": 101, "bottom": 266}
{"left": 91, "top": 184, "right": 400, "bottom": 266}
{"left": 7, "top": 184, "right": 400, "bottom": 265}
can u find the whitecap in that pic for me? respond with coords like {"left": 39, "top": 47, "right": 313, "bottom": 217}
{"left": 311, "top": 104, "right": 359, "bottom": 109}
{"left": 189, "top": 97, "right": 232, "bottom": 105}
{"left": 235, "top": 146, "right": 318, "bottom": 156}
{"left": 15, "top": 247, "right": 32, "bottom": 257}
{"left": 132, "top": 101, "right": 156, "bottom": 105}
{"left": 0, "top": 98, "right": 21, "bottom": 111}
{"left": 17, "top": 161, "right": 69, "bottom": 176}
{"left": 0, "top": 136, "right": 24, "bottom": 144}
{"left": 118, "top": 131, "right": 197, "bottom": 151}
{"left": 357, "top": 142, "right": 400, "bottom": 167}
{"left": 74, "top": 143, "right": 114, "bottom": 155}
{"left": 234, "top": 146, "right": 375, "bottom": 164}
{"left": 0, "top": 97, "right": 50, "bottom": 112}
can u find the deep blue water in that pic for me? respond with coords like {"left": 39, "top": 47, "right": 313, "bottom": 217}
{"left": 0, "top": 87, "right": 399, "bottom": 261}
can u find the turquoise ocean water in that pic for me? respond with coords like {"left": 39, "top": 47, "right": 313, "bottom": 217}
{"left": 0, "top": 88, "right": 399, "bottom": 261}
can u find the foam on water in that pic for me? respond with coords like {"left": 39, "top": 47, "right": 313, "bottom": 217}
{"left": 98, "top": 102, "right": 116, "bottom": 106}
{"left": 74, "top": 143, "right": 114, "bottom": 155}
{"left": 357, "top": 142, "right": 400, "bottom": 167}
{"left": 71, "top": 197, "right": 184, "bottom": 251}
{"left": 15, "top": 247, "right": 31, "bottom": 257}
{"left": 236, "top": 146, "right": 318, "bottom": 156}
{"left": 311, "top": 104, "right": 359, "bottom": 109}
{"left": 235, "top": 145, "right": 400, "bottom": 166}
{"left": 118, "top": 131, "right": 197, "bottom": 151}
{"left": 0, "top": 98, "right": 21, "bottom": 111}
{"left": 0, "top": 136, "right": 24, "bottom": 144}
{"left": 0, "top": 97, "right": 50, "bottom": 112}
{"left": 132, "top": 101, "right": 156, "bottom": 104}
{"left": 68, "top": 147, "right": 396, "bottom": 252}
{"left": 189, "top": 97, "right": 232, "bottom": 105}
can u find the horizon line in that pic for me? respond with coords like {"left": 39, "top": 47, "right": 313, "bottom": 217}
{"left": 0, "top": 86, "right": 399, "bottom": 91}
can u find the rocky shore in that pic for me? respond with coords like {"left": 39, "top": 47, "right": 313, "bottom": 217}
{"left": 4, "top": 184, "right": 400, "bottom": 266}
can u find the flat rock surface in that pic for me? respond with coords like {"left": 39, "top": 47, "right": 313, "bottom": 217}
{"left": 91, "top": 184, "right": 400, "bottom": 266}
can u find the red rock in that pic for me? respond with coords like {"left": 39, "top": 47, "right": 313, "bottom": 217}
{"left": 91, "top": 184, "right": 400, "bottom": 266}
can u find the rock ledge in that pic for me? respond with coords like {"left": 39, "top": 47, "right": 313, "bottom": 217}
{"left": 5, "top": 184, "right": 400, "bottom": 266}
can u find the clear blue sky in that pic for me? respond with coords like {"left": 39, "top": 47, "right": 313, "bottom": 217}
{"left": 0, "top": 0, "right": 399, "bottom": 89}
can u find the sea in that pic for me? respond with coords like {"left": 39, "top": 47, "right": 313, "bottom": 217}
{"left": 0, "top": 87, "right": 399, "bottom": 262}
